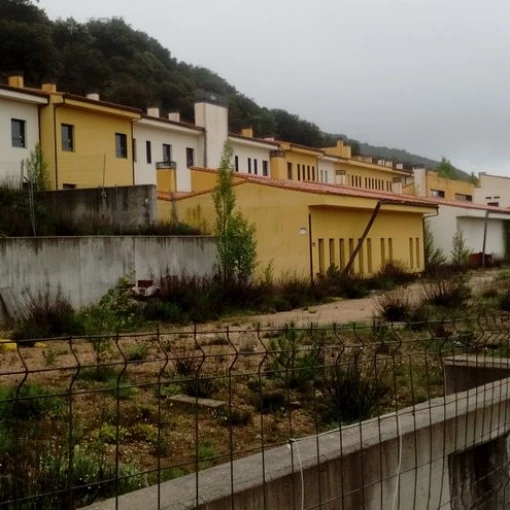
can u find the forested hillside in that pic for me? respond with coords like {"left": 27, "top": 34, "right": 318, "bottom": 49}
{"left": 1, "top": 0, "right": 452, "bottom": 171}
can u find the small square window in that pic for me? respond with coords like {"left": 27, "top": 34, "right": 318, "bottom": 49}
{"left": 11, "top": 119, "right": 26, "bottom": 148}
{"left": 61, "top": 124, "right": 74, "bottom": 151}
{"left": 115, "top": 133, "right": 128, "bottom": 158}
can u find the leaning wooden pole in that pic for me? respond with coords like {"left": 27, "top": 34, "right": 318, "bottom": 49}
{"left": 342, "top": 201, "right": 382, "bottom": 276}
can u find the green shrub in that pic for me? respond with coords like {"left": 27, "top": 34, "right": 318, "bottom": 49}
{"left": 127, "top": 342, "right": 150, "bottom": 361}
{"left": 216, "top": 406, "right": 252, "bottom": 427}
{"left": 0, "top": 383, "right": 64, "bottom": 426}
{"left": 423, "top": 277, "right": 471, "bottom": 308}
{"left": 90, "top": 423, "right": 128, "bottom": 445}
{"left": 252, "top": 391, "right": 287, "bottom": 414}
{"left": 499, "top": 289, "right": 510, "bottom": 311}
{"left": 12, "top": 288, "right": 82, "bottom": 342}
{"left": 375, "top": 289, "right": 413, "bottom": 322}
{"left": 318, "top": 363, "right": 389, "bottom": 425}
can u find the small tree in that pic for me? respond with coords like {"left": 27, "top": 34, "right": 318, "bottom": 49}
{"left": 436, "top": 157, "right": 456, "bottom": 179}
{"left": 25, "top": 143, "right": 49, "bottom": 191}
{"left": 212, "top": 142, "right": 257, "bottom": 286}
{"left": 424, "top": 221, "right": 446, "bottom": 268}
{"left": 451, "top": 228, "right": 471, "bottom": 268}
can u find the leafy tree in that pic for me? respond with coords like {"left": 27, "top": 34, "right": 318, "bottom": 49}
{"left": 25, "top": 143, "right": 48, "bottom": 191}
{"left": 437, "top": 157, "right": 456, "bottom": 179}
{"left": 450, "top": 228, "right": 471, "bottom": 268}
{"left": 212, "top": 142, "right": 256, "bottom": 286}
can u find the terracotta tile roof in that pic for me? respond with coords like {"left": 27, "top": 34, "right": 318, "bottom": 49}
{"left": 142, "top": 114, "right": 204, "bottom": 132}
{"left": 229, "top": 133, "right": 279, "bottom": 146}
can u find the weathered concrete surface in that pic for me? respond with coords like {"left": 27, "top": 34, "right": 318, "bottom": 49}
{"left": 443, "top": 354, "right": 510, "bottom": 395}
{"left": 169, "top": 395, "right": 226, "bottom": 409}
{"left": 0, "top": 236, "right": 217, "bottom": 314}
{"left": 37, "top": 185, "right": 157, "bottom": 228}
{"left": 80, "top": 376, "right": 510, "bottom": 510}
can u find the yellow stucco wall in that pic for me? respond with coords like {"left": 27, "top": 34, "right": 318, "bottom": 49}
{"left": 157, "top": 168, "right": 176, "bottom": 193}
{"left": 175, "top": 182, "right": 433, "bottom": 278}
{"left": 336, "top": 160, "right": 408, "bottom": 193}
{"left": 40, "top": 95, "right": 138, "bottom": 189}
{"left": 426, "top": 171, "right": 474, "bottom": 201}
{"left": 190, "top": 168, "right": 244, "bottom": 192}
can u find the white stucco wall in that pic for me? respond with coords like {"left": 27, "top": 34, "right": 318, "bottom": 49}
{"left": 194, "top": 101, "right": 228, "bottom": 169}
{"left": 133, "top": 119, "right": 203, "bottom": 192}
{"left": 474, "top": 174, "right": 510, "bottom": 208}
{"left": 229, "top": 137, "right": 273, "bottom": 176}
{"left": 0, "top": 94, "right": 45, "bottom": 186}
{"left": 427, "top": 204, "right": 510, "bottom": 260}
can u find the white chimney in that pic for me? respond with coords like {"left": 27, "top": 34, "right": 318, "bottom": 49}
{"left": 147, "top": 107, "right": 160, "bottom": 118}
{"left": 86, "top": 93, "right": 100, "bottom": 101}
{"left": 168, "top": 111, "right": 181, "bottom": 122}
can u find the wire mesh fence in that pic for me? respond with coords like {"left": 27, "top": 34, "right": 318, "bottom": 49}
{"left": 1, "top": 316, "right": 510, "bottom": 509}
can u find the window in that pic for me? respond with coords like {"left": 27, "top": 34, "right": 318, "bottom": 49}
{"left": 409, "top": 238, "right": 414, "bottom": 268}
{"left": 248, "top": 158, "right": 252, "bottom": 174}
{"left": 287, "top": 162, "right": 293, "bottom": 180}
{"left": 132, "top": 139, "right": 137, "bottom": 162}
{"left": 61, "top": 124, "right": 74, "bottom": 151}
{"left": 162, "top": 143, "right": 172, "bottom": 164}
{"left": 339, "top": 239, "right": 345, "bottom": 269}
{"left": 312, "top": 166, "right": 315, "bottom": 181}
{"left": 63, "top": 183, "right": 76, "bottom": 190}
{"left": 254, "top": 159, "right": 258, "bottom": 175}
{"left": 430, "top": 189, "right": 445, "bottom": 198}
{"left": 186, "top": 148, "right": 194, "bottom": 167}
{"left": 329, "top": 239, "right": 335, "bottom": 268}
{"left": 307, "top": 166, "right": 311, "bottom": 181}
{"left": 415, "top": 238, "right": 420, "bottom": 268}
{"left": 488, "top": 202, "right": 499, "bottom": 207}
{"left": 234, "top": 155, "right": 239, "bottom": 172}
{"left": 455, "top": 193, "right": 473, "bottom": 202}
{"left": 262, "top": 160, "right": 268, "bottom": 177}
{"left": 367, "top": 238, "right": 373, "bottom": 273}
{"left": 318, "top": 239, "right": 325, "bottom": 274}
{"left": 11, "top": 119, "right": 25, "bottom": 148}
{"left": 115, "top": 133, "right": 127, "bottom": 158}
{"left": 146, "top": 141, "right": 152, "bottom": 164}
{"left": 297, "top": 164, "right": 301, "bottom": 181}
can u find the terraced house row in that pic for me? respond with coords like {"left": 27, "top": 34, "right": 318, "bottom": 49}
{"left": 2, "top": 74, "right": 510, "bottom": 278}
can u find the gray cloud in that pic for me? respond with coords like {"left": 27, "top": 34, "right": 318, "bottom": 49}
{"left": 40, "top": 0, "right": 510, "bottom": 174}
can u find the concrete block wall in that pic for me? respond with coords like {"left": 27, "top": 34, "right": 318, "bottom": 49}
{"left": 0, "top": 236, "right": 217, "bottom": 313}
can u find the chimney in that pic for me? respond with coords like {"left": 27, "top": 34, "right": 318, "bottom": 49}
{"left": 86, "top": 92, "right": 100, "bottom": 101}
{"left": 8, "top": 74, "right": 24, "bottom": 88}
{"left": 147, "top": 106, "right": 160, "bottom": 118}
{"left": 41, "top": 83, "right": 57, "bottom": 93}
{"left": 241, "top": 128, "right": 254, "bottom": 138}
{"left": 168, "top": 111, "right": 181, "bottom": 122}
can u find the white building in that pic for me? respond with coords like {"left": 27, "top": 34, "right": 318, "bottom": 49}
{"left": 0, "top": 78, "right": 47, "bottom": 186}
{"left": 229, "top": 130, "right": 276, "bottom": 177}
{"left": 133, "top": 108, "right": 204, "bottom": 193}
{"left": 474, "top": 172, "right": 510, "bottom": 208}
{"left": 426, "top": 201, "right": 510, "bottom": 261}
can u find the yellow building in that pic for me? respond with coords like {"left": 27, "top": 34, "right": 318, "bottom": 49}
{"left": 270, "top": 142, "right": 323, "bottom": 183}
{"left": 38, "top": 86, "right": 141, "bottom": 190}
{"left": 413, "top": 168, "right": 475, "bottom": 202}
{"left": 171, "top": 172, "right": 437, "bottom": 278}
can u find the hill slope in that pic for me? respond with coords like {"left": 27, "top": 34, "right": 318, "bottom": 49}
{"left": 1, "top": 0, "right": 462, "bottom": 176}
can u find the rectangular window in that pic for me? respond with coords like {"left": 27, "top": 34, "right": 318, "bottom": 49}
{"left": 132, "top": 139, "right": 137, "bottom": 162}
{"left": 262, "top": 160, "right": 268, "bottom": 177}
{"left": 186, "top": 147, "right": 194, "bottom": 167}
{"left": 367, "top": 238, "right": 373, "bottom": 273}
{"left": 162, "top": 143, "right": 172, "bottom": 164}
{"left": 358, "top": 239, "right": 364, "bottom": 274}
{"left": 63, "top": 183, "right": 76, "bottom": 190}
{"left": 415, "top": 238, "right": 420, "bottom": 268}
{"left": 61, "top": 124, "right": 74, "bottom": 151}
{"left": 312, "top": 166, "right": 315, "bottom": 181}
{"left": 11, "top": 119, "right": 26, "bottom": 148}
{"left": 339, "top": 239, "right": 345, "bottom": 269}
{"left": 146, "top": 141, "right": 152, "bottom": 164}
{"left": 409, "top": 238, "right": 414, "bottom": 269}
{"left": 234, "top": 155, "right": 239, "bottom": 172}
{"left": 348, "top": 238, "right": 355, "bottom": 274}
{"left": 287, "top": 162, "right": 293, "bottom": 180}
{"left": 307, "top": 166, "right": 311, "bottom": 181}
{"left": 318, "top": 239, "right": 325, "bottom": 274}
{"left": 254, "top": 159, "right": 258, "bottom": 175}
{"left": 388, "top": 238, "right": 393, "bottom": 262}
{"left": 365, "top": 177, "right": 368, "bottom": 188}
{"left": 455, "top": 193, "right": 473, "bottom": 202}
{"left": 380, "top": 238, "right": 386, "bottom": 266}
{"left": 248, "top": 158, "right": 252, "bottom": 174}
{"left": 488, "top": 201, "right": 499, "bottom": 207}
{"left": 297, "top": 164, "right": 301, "bottom": 181}
{"left": 430, "top": 189, "right": 445, "bottom": 198}
{"left": 115, "top": 133, "right": 127, "bottom": 158}
{"left": 329, "top": 239, "right": 336, "bottom": 269}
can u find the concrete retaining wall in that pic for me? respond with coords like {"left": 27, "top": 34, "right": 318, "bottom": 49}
{"left": 81, "top": 375, "right": 510, "bottom": 510}
{"left": 0, "top": 236, "right": 217, "bottom": 313}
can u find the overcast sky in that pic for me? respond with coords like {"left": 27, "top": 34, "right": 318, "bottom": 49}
{"left": 39, "top": 0, "right": 510, "bottom": 175}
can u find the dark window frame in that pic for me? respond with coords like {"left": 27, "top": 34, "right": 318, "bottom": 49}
{"left": 61, "top": 123, "right": 74, "bottom": 152}
{"left": 11, "top": 119, "right": 26, "bottom": 148}
{"left": 115, "top": 133, "right": 128, "bottom": 158}
{"left": 162, "top": 143, "right": 172, "bottom": 164}
{"left": 186, "top": 147, "right": 194, "bottom": 167}
{"left": 146, "top": 141, "right": 152, "bottom": 164}
{"left": 262, "top": 160, "right": 268, "bottom": 177}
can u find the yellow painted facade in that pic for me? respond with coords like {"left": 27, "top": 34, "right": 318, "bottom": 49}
{"left": 174, "top": 180, "right": 435, "bottom": 278}
{"left": 40, "top": 93, "right": 140, "bottom": 190}
{"left": 270, "top": 143, "right": 322, "bottom": 182}
{"left": 424, "top": 171, "right": 474, "bottom": 201}
{"left": 156, "top": 168, "right": 176, "bottom": 194}
{"left": 323, "top": 140, "right": 352, "bottom": 159}
{"left": 190, "top": 167, "right": 245, "bottom": 192}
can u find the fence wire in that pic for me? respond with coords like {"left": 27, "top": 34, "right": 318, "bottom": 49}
{"left": 2, "top": 316, "right": 510, "bottom": 509}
